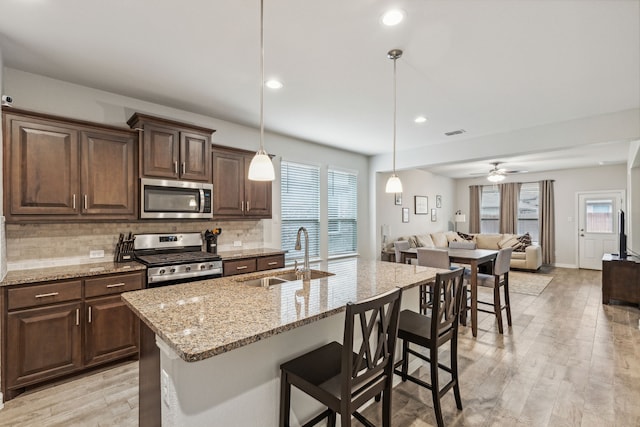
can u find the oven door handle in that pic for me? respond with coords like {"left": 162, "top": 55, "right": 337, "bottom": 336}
{"left": 148, "top": 268, "right": 223, "bottom": 283}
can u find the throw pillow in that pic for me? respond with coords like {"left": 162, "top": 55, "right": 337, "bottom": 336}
{"left": 457, "top": 232, "right": 474, "bottom": 241}
{"left": 498, "top": 234, "right": 518, "bottom": 249}
{"left": 513, "top": 232, "right": 532, "bottom": 252}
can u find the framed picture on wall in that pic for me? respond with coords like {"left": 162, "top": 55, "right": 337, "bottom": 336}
{"left": 436, "top": 195, "right": 442, "bottom": 208}
{"left": 402, "top": 208, "right": 409, "bottom": 223}
{"left": 431, "top": 208, "right": 437, "bottom": 222}
{"left": 414, "top": 196, "right": 428, "bottom": 214}
{"left": 395, "top": 193, "right": 402, "bottom": 205}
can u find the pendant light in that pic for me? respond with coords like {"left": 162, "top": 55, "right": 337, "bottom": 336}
{"left": 248, "top": 0, "right": 275, "bottom": 181}
{"left": 385, "top": 49, "right": 403, "bottom": 193}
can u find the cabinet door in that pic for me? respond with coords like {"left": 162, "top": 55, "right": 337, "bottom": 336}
{"left": 141, "top": 124, "right": 179, "bottom": 179}
{"left": 244, "top": 156, "right": 272, "bottom": 217}
{"left": 212, "top": 150, "right": 245, "bottom": 216}
{"left": 81, "top": 130, "right": 136, "bottom": 218}
{"left": 6, "top": 116, "right": 80, "bottom": 216}
{"left": 180, "top": 132, "right": 210, "bottom": 182}
{"left": 6, "top": 302, "right": 82, "bottom": 388}
{"left": 85, "top": 295, "right": 139, "bottom": 367}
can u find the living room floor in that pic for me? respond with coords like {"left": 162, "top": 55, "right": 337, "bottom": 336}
{"left": 0, "top": 267, "right": 638, "bottom": 427}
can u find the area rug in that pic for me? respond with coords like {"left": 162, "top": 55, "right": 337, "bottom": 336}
{"left": 507, "top": 271, "right": 554, "bottom": 296}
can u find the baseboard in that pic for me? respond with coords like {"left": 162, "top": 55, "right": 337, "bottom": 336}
{"left": 553, "top": 263, "right": 578, "bottom": 269}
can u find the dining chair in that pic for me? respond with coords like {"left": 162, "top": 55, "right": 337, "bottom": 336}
{"left": 279, "top": 287, "right": 403, "bottom": 427}
{"left": 469, "top": 247, "right": 513, "bottom": 334}
{"left": 416, "top": 247, "right": 451, "bottom": 269}
{"left": 393, "top": 240, "right": 410, "bottom": 263}
{"left": 394, "top": 268, "right": 466, "bottom": 427}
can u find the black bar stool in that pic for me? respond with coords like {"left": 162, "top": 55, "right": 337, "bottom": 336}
{"left": 279, "top": 287, "right": 403, "bottom": 427}
{"left": 394, "top": 268, "right": 465, "bottom": 427}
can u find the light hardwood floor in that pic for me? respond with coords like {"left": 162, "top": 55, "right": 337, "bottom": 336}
{"left": 0, "top": 267, "right": 638, "bottom": 427}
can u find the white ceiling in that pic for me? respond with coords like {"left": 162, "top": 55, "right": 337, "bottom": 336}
{"left": 0, "top": 0, "right": 639, "bottom": 177}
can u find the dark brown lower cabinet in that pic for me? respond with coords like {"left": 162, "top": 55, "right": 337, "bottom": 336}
{"left": 85, "top": 295, "right": 139, "bottom": 367}
{"left": 6, "top": 301, "right": 83, "bottom": 389}
{"left": 1, "top": 271, "right": 144, "bottom": 401}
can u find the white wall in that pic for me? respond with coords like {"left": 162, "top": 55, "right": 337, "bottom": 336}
{"left": 628, "top": 141, "right": 640, "bottom": 254}
{"left": 454, "top": 164, "right": 627, "bottom": 268}
{"left": 375, "top": 168, "right": 455, "bottom": 255}
{"left": 3, "top": 68, "right": 373, "bottom": 262}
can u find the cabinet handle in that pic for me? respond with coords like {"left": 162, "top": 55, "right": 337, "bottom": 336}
{"left": 236, "top": 266, "right": 248, "bottom": 270}
{"left": 247, "top": 201, "right": 250, "bottom": 212}
{"left": 76, "top": 308, "right": 80, "bottom": 326}
{"left": 35, "top": 292, "right": 59, "bottom": 298}
{"left": 84, "top": 194, "right": 88, "bottom": 210}
{"left": 181, "top": 162, "right": 186, "bottom": 174}
{"left": 72, "top": 194, "right": 76, "bottom": 210}
{"left": 174, "top": 161, "right": 178, "bottom": 174}
{"left": 241, "top": 201, "right": 244, "bottom": 212}
{"left": 268, "top": 262, "right": 278, "bottom": 266}
{"left": 88, "top": 306, "right": 92, "bottom": 323}
{"left": 106, "top": 282, "right": 126, "bottom": 288}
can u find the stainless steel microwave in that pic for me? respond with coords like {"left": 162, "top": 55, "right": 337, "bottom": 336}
{"left": 140, "top": 178, "right": 213, "bottom": 219}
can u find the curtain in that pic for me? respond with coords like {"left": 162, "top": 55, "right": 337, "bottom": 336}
{"left": 540, "top": 180, "right": 555, "bottom": 265}
{"left": 469, "top": 185, "right": 482, "bottom": 233}
{"left": 499, "top": 183, "right": 521, "bottom": 234}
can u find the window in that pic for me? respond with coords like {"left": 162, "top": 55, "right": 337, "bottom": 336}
{"left": 328, "top": 169, "right": 358, "bottom": 256}
{"left": 480, "top": 186, "right": 500, "bottom": 233}
{"left": 585, "top": 199, "right": 613, "bottom": 233}
{"left": 281, "top": 161, "right": 320, "bottom": 262}
{"left": 518, "top": 182, "right": 539, "bottom": 241}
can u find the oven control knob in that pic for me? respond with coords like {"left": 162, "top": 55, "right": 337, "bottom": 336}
{"left": 208, "top": 264, "right": 214, "bottom": 269}
{"left": 159, "top": 269, "right": 165, "bottom": 275}
{"left": 170, "top": 268, "right": 176, "bottom": 273}
{"left": 185, "top": 266, "right": 191, "bottom": 272}
{"left": 200, "top": 264, "right": 206, "bottom": 270}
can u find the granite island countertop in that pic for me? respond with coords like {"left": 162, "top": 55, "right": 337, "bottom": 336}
{"left": 217, "top": 247, "right": 286, "bottom": 260}
{"left": 0, "top": 261, "right": 146, "bottom": 287}
{"left": 121, "top": 259, "right": 444, "bottom": 362}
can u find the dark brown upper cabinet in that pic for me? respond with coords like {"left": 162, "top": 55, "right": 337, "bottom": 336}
{"left": 127, "top": 113, "right": 215, "bottom": 182}
{"left": 2, "top": 108, "right": 137, "bottom": 222}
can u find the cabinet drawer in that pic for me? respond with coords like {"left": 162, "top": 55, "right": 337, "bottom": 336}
{"left": 7, "top": 280, "right": 82, "bottom": 311}
{"left": 85, "top": 272, "right": 144, "bottom": 298}
{"left": 257, "top": 255, "right": 284, "bottom": 271}
{"left": 223, "top": 258, "right": 257, "bottom": 276}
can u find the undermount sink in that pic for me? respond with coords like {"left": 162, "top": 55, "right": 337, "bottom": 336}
{"left": 237, "top": 269, "right": 334, "bottom": 287}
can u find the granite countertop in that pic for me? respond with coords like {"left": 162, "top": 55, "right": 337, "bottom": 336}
{"left": 217, "top": 247, "right": 286, "bottom": 260}
{"left": 0, "top": 261, "right": 146, "bottom": 287}
{"left": 122, "top": 259, "right": 443, "bottom": 363}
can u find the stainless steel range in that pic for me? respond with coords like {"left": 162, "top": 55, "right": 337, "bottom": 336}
{"left": 133, "top": 233, "right": 223, "bottom": 288}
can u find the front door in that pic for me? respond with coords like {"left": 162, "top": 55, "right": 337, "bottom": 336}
{"left": 577, "top": 191, "right": 624, "bottom": 270}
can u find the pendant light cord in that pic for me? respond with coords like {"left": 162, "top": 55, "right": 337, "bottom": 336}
{"left": 392, "top": 55, "right": 397, "bottom": 174}
{"left": 259, "top": 0, "right": 265, "bottom": 152}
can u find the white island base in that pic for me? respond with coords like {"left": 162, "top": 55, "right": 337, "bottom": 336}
{"left": 155, "top": 285, "right": 421, "bottom": 427}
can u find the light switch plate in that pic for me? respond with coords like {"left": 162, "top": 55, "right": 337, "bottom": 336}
{"left": 89, "top": 250, "right": 105, "bottom": 258}
{"left": 233, "top": 241, "right": 242, "bottom": 247}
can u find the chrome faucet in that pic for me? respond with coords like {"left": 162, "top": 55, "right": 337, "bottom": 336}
{"left": 295, "top": 227, "right": 310, "bottom": 278}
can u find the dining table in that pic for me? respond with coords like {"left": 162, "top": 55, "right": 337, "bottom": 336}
{"left": 400, "top": 247, "right": 499, "bottom": 337}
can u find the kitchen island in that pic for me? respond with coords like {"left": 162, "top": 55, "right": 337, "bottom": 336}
{"left": 122, "top": 258, "right": 442, "bottom": 426}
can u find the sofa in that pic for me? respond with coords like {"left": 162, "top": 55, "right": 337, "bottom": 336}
{"left": 386, "top": 231, "right": 542, "bottom": 271}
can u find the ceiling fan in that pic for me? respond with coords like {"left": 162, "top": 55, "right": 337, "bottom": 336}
{"left": 472, "top": 162, "right": 526, "bottom": 182}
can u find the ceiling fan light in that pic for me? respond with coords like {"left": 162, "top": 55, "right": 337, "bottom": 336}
{"left": 487, "top": 172, "right": 505, "bottom": 183}
{"left": 385, "top": 174, "right": 403, "bottom": 193}
{"left": 248, "top": 149, "right": 275, "bottom": 181}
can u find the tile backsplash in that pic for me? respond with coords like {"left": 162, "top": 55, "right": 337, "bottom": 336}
{"left": 5, "top": 220, "right": 264, "bottom": 271}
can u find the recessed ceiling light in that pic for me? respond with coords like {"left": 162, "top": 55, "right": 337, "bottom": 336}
{"left": 414, "top": 116, "right": 427, "bottom": 124}
{"left": 265, "top": 79, "right": 283, "bottom": 89}
{"left": 382, "top": 9, "right": 404, "bottom": 26}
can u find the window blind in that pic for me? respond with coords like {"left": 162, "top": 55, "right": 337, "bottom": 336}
{"left": 480, "top": 186, "right": 500, "bottom": 233}
{"left": 518, "top": 182, "right": 540, "bottom": 241}
{"left": 281, "top": 161, "right": 320, "bottom": 261}
{"left": 328, "top": 169, "right": 358, "bottom": 256}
